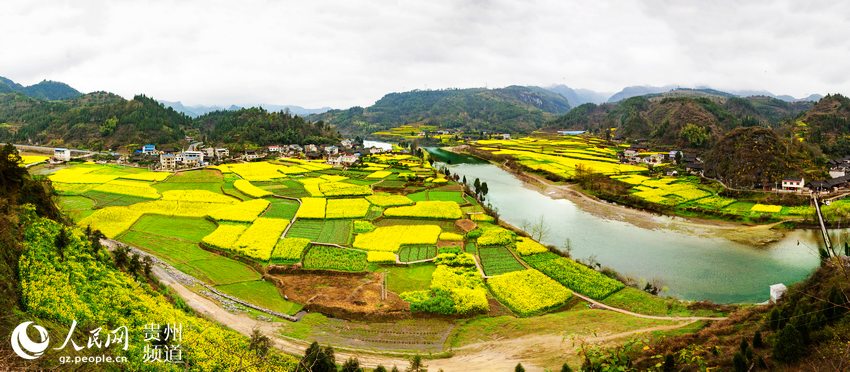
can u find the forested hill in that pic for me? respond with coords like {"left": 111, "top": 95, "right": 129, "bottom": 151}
{"left": 193, "top": 108, "right": 340, "bottom": 148}
{"left": 311, "top": 85, "right": 572, "bottom": 135}
{"left": 547, "top": 93, "right": 814, "bottom": 147}
{"left": 0, "top": 92, "right": 339, "bottom": 151}
{"left": 0, "top": 76, "right": 82, "bottom": 100}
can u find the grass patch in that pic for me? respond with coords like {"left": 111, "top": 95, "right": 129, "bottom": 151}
{"left": 216, "top": 280, "right": 303, "bottom": 315}
{"left": 379, "top": 264, "right": 436, "bottom": 294}
{"left": 82, "top": 190, "right": 153, "bottom": 208}
{"left": 129, "top": 215, "right": 216, "bottom": 242}
{"left": 263, "top": 198, "right": 300, "bottom": 219}
{"left": 286, "top": 219, "right": 352, "bottom": 245}
{"left": 600, "top": 287, "right": 726, "bottom": 317}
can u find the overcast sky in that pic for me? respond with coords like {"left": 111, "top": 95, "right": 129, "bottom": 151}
{"left": 2, "top": 0, "right": 848, "bottom": 108}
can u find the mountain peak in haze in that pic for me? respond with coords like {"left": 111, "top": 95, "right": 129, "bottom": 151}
{"left": 545, "top": 85, "right": 610, "bottom": 106}
{"left": 0, "top": 76, "right": 82, "bottom": 100}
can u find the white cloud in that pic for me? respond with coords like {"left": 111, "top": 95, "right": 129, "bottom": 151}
{"left": 0, "top": 0, "right": 847, "bottom": 108}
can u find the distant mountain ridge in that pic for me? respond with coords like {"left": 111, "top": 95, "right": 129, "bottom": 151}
{"left": 161, "top": 100, "right": 332, "bottom": 118}
{"left": 311, "top": 85, "right": 572, "bottom": 135}
{"left": 0, "top": 76, "right": 82, "bottom": 100}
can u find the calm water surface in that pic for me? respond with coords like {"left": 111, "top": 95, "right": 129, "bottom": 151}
{"left": 427, "top": 147, "right": 824, "bottom": 303}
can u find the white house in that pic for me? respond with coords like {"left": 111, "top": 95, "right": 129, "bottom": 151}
{"left": 53, "top": 148, "right": 71, "bottom": 162}
{"left": 180, "top": 151, "right": 204, "bottom": 167}
{"left": 770, "top": 283, "right": 787, "bottom": 303}
{"left": 242, "top": 151, "right": 260, "bottom": 161}
{"left": 781, "top": 177, "right": 805, "bottom": 191}
{"left": 324, "top": 145, "right": 339, "bottom": 155}
{"left": 160, "top": 153, "right": 176, "bottom": 169}
{"left": 305, "top": 144, "right": 318, "bottom": 153}
{"left": 268, "top": 145, "right": 283, "bottom": 153}
{"left": 328, "top": 154, "right": 358, "bottom": 166}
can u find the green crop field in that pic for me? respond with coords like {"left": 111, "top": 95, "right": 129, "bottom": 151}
{"left": 215, "top": 280, "right": 303, "bottom": 315}
{"left": 130, "top": 215, "right": 217, "bottom": 241}
{"left": 398, "top": 244, "right": 437, "bottom": 262}
{"left": 287, "top": 219, "right": 352, "bottom": 245}
{"left": 478, "top": 245, "right": 525, "bottom": 276}
{"left": 83, "top": 190, "right": 154, "bottom": 208}
{"left": 303, "top": 245, "right": 367, "bottom": 272}
{"left": 263, "top": 198, "right": 300, "bottom": 219}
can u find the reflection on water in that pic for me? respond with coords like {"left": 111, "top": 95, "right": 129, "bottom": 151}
{"left": 428, "top": 148, "right": 821, "bottom": 303}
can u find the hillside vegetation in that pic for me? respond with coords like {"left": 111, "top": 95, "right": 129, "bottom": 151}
{"left": 0, "top": 145, "right": 297, "bottom": 370}
{"left": 0, "top": 76, "right": 82, "bottom": 100}
{"left": 312, "top": 86, "right": 571, "bottom": 135}
{"left": 0, "top": 92, "right": 338, "bottom": 150}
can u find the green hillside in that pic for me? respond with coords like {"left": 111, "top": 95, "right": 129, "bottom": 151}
{"left": 312, "top": 85, "right": 571, "bottom": 135}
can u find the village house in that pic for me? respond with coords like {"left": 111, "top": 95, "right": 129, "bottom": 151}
{"left": 267, "top": 145, "right": 283, "bottom": 153}
{"left": 324, "top": 145, "right": 339, "bottom": 155}
{"left": 180, "top": 151, "right": 204, "bottom": 167}
{"left": 305, "top": 144, "right": 318, "bottom": 153}
{"left": 242, "top": 151, "right": 260, "bottom": 161}
{"left": 141, "top": 144, "right": 157, "bottom": 155}
{"left": 780, "top": 177, "right": 805, "bottom": 192}
{"left": 160, "top": 152, "right": 176, "bottom": 169}
{"left": 642, "top": 153, "right": 665, "bottom": 165}
{"left": 328, "top": 154, "right": 359, "bottom": 167}
{"left": 53, "top": 148, "right": 71, "bottom": 162}
{"left": 340, "top": 139, "right": 353, "bottom": 148}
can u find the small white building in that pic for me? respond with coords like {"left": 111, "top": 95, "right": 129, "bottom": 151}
{"left": 328, "top": 154, "right": 358, "bottom": 166}
{"left": 180, "top": 151, "right": 204, "bottom": 167}
{"left": 781, "top": 177, "right": 805, "bottom": 191}
{"left": 242, "top": 151, "right": 260, "bottom": 161}
{"left": 268, "top": 145, "right": 283, "bottom": 153}
{"left": 770, "top": 283, "right": 787, "bottom": 303}
{"left": 53, "top": 148, "right": 71, "bottom": 162}
{"left": 324, "top": 145, "right": 339, "bottom": 155}
{"left": 305, "top": 144, "right": 318, "bottom": 153}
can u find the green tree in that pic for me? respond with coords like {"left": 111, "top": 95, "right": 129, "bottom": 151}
{"left": 341, "top": 357, "right": 363, "bottom": 372}
{"left": 560, "top": 363, "right": 573, "bottom": 372}
{"left": 298, "top": 342, "right": 336, "bottom": 372}
{"left": 248, "top": 328, "right": 271, "bottom": 357}
{"left": 406, "top": 354, "right": 427, "bottom": 372}
{"left": 680, "top": 123, "right": 710, "bottom": 147}
{"left": 773, "top": 325, "right": 805, "bottom": 363}
{"left": 100, "top": 116, "right": 118, "bottom": 135}
{"left": 515, "top": 363, "right": 525, "bottom": 372}
{"left": 374, "top": 366, "right": 388, "bottom": 372}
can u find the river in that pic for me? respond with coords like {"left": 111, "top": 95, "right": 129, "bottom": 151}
{"left": 426, "top": 147, "right": 824, "bottom": 303}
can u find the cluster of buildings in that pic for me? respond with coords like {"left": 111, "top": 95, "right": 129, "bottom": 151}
{"left": 127, "top": 139, "right": 394, "bottom": 171}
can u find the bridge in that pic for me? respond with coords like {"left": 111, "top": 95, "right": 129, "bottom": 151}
{"left": 812, "top": 193, "right": 834, "bottom": 254}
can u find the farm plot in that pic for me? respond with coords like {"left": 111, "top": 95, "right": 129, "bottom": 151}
{"left": 353, "top": 225, "right": 441, "bottom": 252}
{"left": 515, "top": 237, "right": 548, "bottom": 256}
{"left": 367, "top": 251, "right": 397, "bottom": 263}
{"left": 231, "top": 218, "right": 290, "bottom": 260}
{"left": 119, "top": 216, "right": 261, "bottom": 285}
{"left": 262, "top": 198, "right": 300, "bottom": 219}
{"left": 318, "top": 181, "right": 372, "bottom": 197}
{"left": 296, "top": 197, "right": 327, "bottom": 219}
{"left": 524, "top": 252, "right": 624, "bottom": 300}
{"left": 478, "top": 245, "right": 524, "bottom": 276}
{"left": 384, "top": 201, "right": 463, "bottom": 219}
{"left": 487, "top": 269, "right": 572, "bottom": 316}
{"left": 216, "top": 161, "right": 290, "bottom": 181}
{"left": 56, "top": 196, "right": 95, "bottom": 222}
{"left": 202, "top": 222, "right": 250, "bottom": 250}
{"left": 234, "top": 179, "right": 272, "bottom": 198}
{"left": 325, "top": 198, "right": 370, "bottom": 219}
{"left": 366, "top": 193, "right": 414, "bottom": 207}
{"left": 208, "top": 198, "right": 270, "bottom": 222}
{"left": 92, "top": 179, "right": 161, "bottom": 199}
{"left": 398, "top": 245, "right": 437, "bottom": 263}
{"left": 303, "top": 245, "right": 367, "bottom": 272}
{"left": 286, "top": 219, "right": 352, "bottom": 245}
{"left": 271, "top": 237, "right": 312, "bottom": 264}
